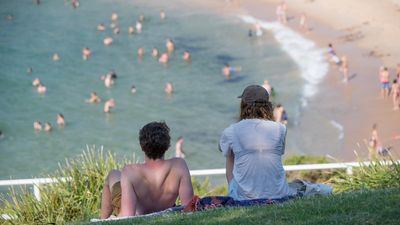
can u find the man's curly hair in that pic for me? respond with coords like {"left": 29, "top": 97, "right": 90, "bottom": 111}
{"left": 139, "top": 121, "right": 171, "bottom": 160}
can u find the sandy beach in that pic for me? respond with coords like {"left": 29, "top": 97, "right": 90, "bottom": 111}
{"left": 193, "top": 0, "right": 400, "bottom": 160}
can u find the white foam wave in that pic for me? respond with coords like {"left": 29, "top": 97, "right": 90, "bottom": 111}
{"left": 330, "top": 120, "right": 344, "bottom": 140}
{"left": 239, "top": 15, "right": 328, "bottom": 102}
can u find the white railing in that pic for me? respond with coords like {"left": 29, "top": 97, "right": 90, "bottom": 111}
{"left": 0, "top": 160, "right": 397, "bottom": 203}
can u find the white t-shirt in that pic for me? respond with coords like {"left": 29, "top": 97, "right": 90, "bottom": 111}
{"left": 220, "top": 119, "right": 296, "bottom": 200}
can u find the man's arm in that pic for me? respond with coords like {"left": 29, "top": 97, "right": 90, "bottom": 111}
{"left": 177, "top": 159, "right": 194, "bottom": 206}
{"left": 119, "top": 166, "right": 137, "bottom": 217}
{"left": 225, "top": 149, "right": 234, "bottom": 184}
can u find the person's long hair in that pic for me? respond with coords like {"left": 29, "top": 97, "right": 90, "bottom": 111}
{"left": 239, "top": 100, "right": 274, "bottom": 121}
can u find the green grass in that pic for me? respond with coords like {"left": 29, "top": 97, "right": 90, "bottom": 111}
{"left": 85, "top": 188, "right": 400, "bottom": 225}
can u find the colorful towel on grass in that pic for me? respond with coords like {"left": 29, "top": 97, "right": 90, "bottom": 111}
{"left": 182, "top": 194, "right": 299, "bottom": 212}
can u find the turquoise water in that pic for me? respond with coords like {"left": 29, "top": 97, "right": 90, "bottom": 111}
{"left": 0, "top": 0, "right": 302, "bottom": 179}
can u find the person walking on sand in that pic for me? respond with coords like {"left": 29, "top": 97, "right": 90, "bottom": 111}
{"left": 175, "top": 136, "right": 186, "bottom": 158}
{"left": 379, "top": 67, "right": 390, "bottom": 98}
{"left": 340, "top": 56, "right": 349, "bottom": 83}
{"left": 100, "top": 122, "right": 193, "bottom": 218}
{"left": 391, "top": 79, "right": 400, "bottom": 110}
{"left": 299, "top": 13, "right": 308, "bottom": 32}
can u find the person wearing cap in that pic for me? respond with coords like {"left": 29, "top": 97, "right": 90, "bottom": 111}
{"left": 219, "top": 85, "right": 296, "bottom": 200}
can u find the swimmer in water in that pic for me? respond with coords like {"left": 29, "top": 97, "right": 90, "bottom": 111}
{"left": 183, "top": 51, "right": 191, "bottom": 63}
{"left": 44, "top": 122, "right": 52, "bottom": 132}
{"left": 222, "top": 63, "right": 241, "bottom": 80}
{"left": 103, "top": 37, "right": 113, "bottom": 46}
{"left": 136, "top": 21, "right": 142, "bottom": 33}
{"left": 254, "top": 22, "right": 263, "bottom": 37}
{"left": 33, "top": 121, "right": 42, "bottom": 131}
{"left": 128, "top": 26, "right": 135, "bottom": 34}
{"left": 104, "top": 98, "right": 115, "bottom": 113}
{"left": 27, "top": 67, "right": 33, "bottom": 75}
{"left": 165, "top": 81, "right": 173, "bottom": 95}
{"left": 152, "top": 47, "right": 159, "bottom": 58}
{"left": 159, "top": 52, "right": 169, "bottom": 64}
{"left": 131, "top": 85, "right": 137, "bottom": 94}
{"left": 86, "top": 91, "right": 101, "bottom": 103}
{"left": 32, "top": 78, "right": 41, "bottom": 86}
{"left": 166, "top": 38, "right": 175, "bottom": 53}
{"left": 111, "top": 12, "right": 118, "bottom": 22}
{"left": 53, "top": 53, "right": 60, "bottom": 61}
{"left": 104, "top": 74, "right": 114, "bottom": 88}
{"left": 97, "top": 23, "right": 106, "bottom": 31}
{"left": 57, "top": 113, "right": 65, "bottom": 127}
{"left": 82, "top": 47, "right": 91, "bottom": 60}
{"left": 160, "top": 10, "right": 166, "bottom": 20}
{"left": 113, "top": 27, "right": 120, "bottom": 34}
{"left": 175, "top": 136, "right": 186, "bottom": 158}
{"left": 139, "top": 14, "right": 145, "bottom": 22}
{"left": 262, "top": 80, "right": 272, "bottom": 95}
{"left": 137, "top": 47, "right": 145, "bottom": 58}
{"left": 71, "top": 0, "right": 79, "bottom": 9}
{"left": 37, "top": 83, "right": 47, "bottom": 94}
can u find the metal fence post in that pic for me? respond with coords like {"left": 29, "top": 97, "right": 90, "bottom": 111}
{"left": 346, "top": 166, "right": 353, "bottom": 175}
{"left": 33, "top": 182, "right": 41, "bottom": 201}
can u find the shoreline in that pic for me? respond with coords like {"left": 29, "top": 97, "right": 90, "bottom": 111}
{"left": 189, "top": 0, "right": 400, "bottom": 160}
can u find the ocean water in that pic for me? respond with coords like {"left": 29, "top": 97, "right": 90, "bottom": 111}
{"left": 0, "top": 0, "right": 328, "bottom": 180}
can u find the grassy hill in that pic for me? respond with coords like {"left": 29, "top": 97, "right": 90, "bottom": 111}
{"left": 87, "top": 188, "right": 400, "bottom": 225}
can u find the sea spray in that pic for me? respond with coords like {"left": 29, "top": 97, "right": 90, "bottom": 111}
{"left": 239, "top": 15, "right": 329, "bottom": 106}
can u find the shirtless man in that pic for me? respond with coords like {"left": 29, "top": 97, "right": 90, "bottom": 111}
{"left": 97, "top": 23, "right": 106, "bottom": 31}
{"left": 262, "top": 80, "right": 272, "bottom": 95}
{"left": 175, "top": 136, "right": 186, "bottom": 158}
{"left": 391, "top": 79, "right": 399, "bottom": 110}
{"left": 299, "top": 13, "right": 308, "bottom": 32}
{"left": 166, "top": 39, "right": 174, "bottom": 53}
{"left": 379, "top": 67, "right": 390, "bottom": 98}
{"left": 128, "top": 26, "right": 135, "bottom": 34}
{"left": 111, "top": 12, "right": 118, "bottom": 22}
{"left": 33, "top": 121, "right": 42, "bottom": 131}
{"left": 104, "top": 74, "right": 114, "bottom": 88}
{"left": 37, "top": 83, "right": 46, "bottom": 94}
{"left": 222, "top": 63, "right": 241, "bottom": 80}
{"left": 341, "top": 56, "right": 349, "bottom": 83}
{"left": 104, "top": 99, "right": 115, "bottom": 113}
{"left": 165, "top": 82, "right": 173, "bottom": 95}
{"left": 104, "top": 37, "right": 113, "bottom": 46}
{"left": 32, "top": 78, "right": 41, "bottom": 86}
{"left": 136, "top": 21, "right": 142, "bottom": 33}
{"left": 273, "top": 104, "right": 288, "bottom": 125}
{"left": 152, "top": 48, "right": 159, "bottom": 58}
{"left": 86, "top": 92, "right": 101, "bottom": 103}
{"left": 82, "top": 47, "right": 91, "bottom": 60}
{"left": 182, "top": 51, "right": 191, "bottom": 63}
{"left": 159, "top": 52, "right": 169, "bottom": 64}
{"left": 44, "top": 122, "right": 52, "bottom": 132}
{"left": 137, "top": 47, "right": 145, "bottom": 58}
{"left": 160, "top": 10, "right": 166, "bottom": 20}
{"left": 100, "top": 122, "right": 193, "bottom": 218}
{"left": 57, "top": 113, "right": 65, "bottom": 127}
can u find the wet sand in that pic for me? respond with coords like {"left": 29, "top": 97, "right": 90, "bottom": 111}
{"left": 191, "top": 0, "right": 400, "bottom": 160}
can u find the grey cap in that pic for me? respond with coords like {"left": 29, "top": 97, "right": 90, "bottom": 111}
{"left": 238, "top": 85, "right": 269, "bottom": 103}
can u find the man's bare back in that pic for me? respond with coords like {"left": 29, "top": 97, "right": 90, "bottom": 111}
{"left": 100, "top": 121, "right": 194, "bottom": 218}
{"left": 120, "top": 157, "right": 193, "bottom": 216}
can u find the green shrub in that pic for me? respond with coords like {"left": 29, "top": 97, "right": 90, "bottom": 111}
{"left": 0, "top": 146, "right": 130, "bottom": 225}
{"left": 330, "top": 155, "right": 400, "bottom": 192}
